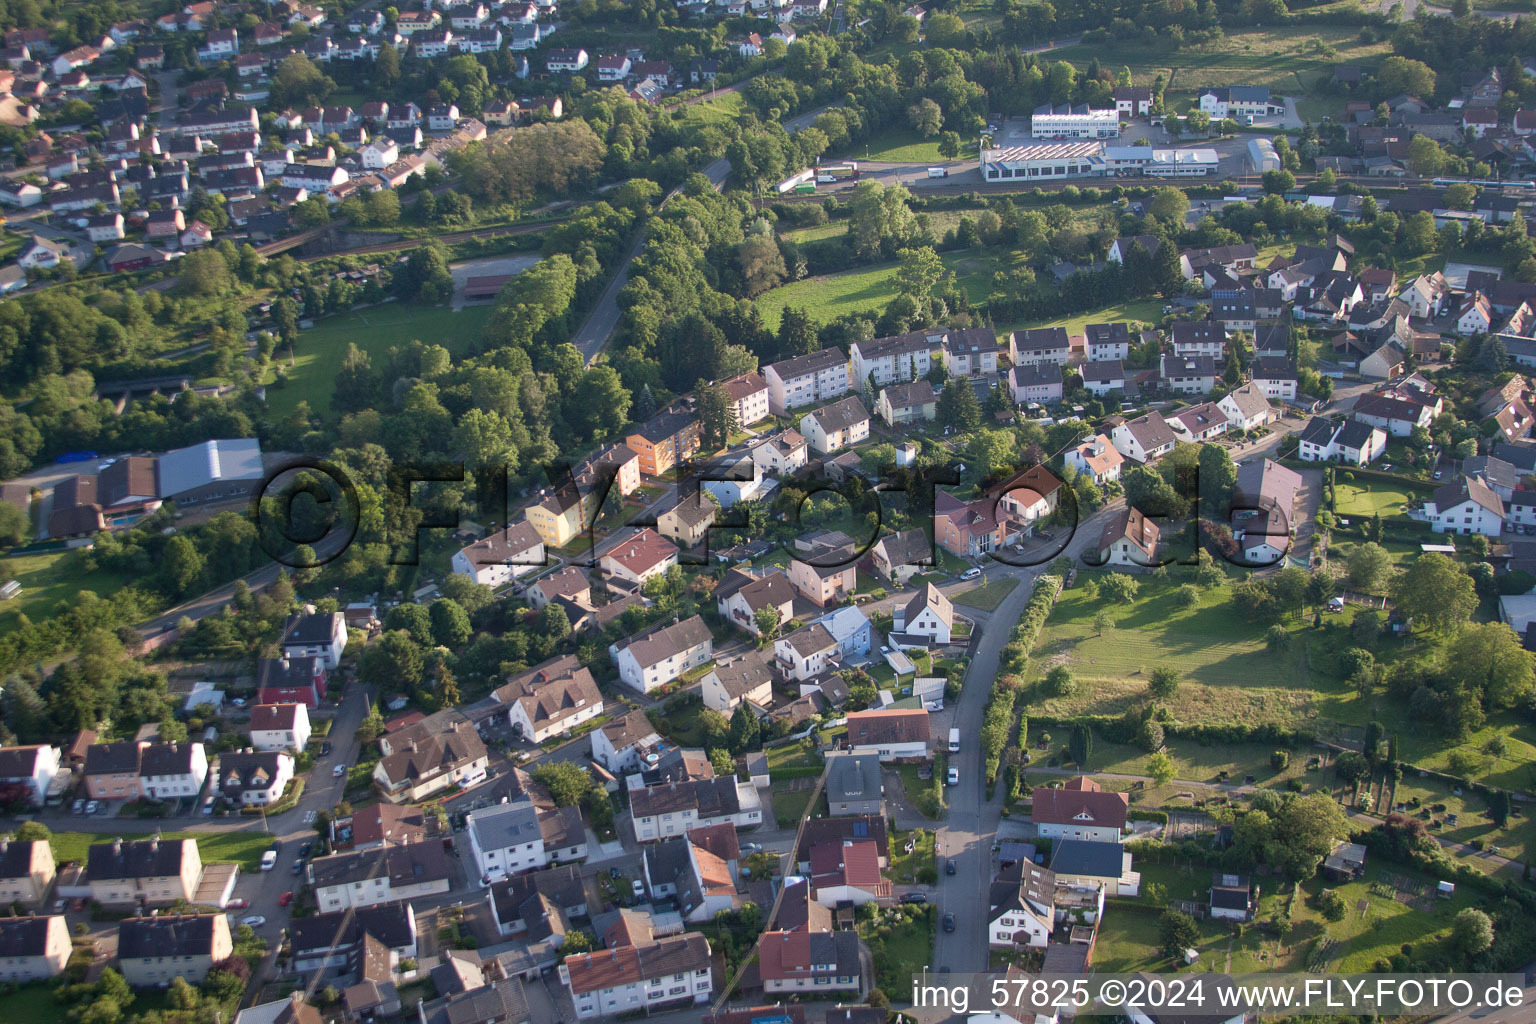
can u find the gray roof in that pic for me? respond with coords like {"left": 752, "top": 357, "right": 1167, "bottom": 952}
{"left": 420, "top": 978, "right": 530, "bottom": 1024}
{"left": 157, "top": 438, "right": 263, "bottom": 496}
{"left": 808, "top": 395, "right": 870, "bottom": 432}
{"left": 1049, "top": 838, "right": 1125, "bottom": 878}
{"left": 468, "top": 802, "right": 543, "bottom": 852}
{"left": 118, "top": 914, "right": 221, "bottom": 958}
{"left": 289, "top": 902, "right": 416, "bottom": 956}
{"left": 86, "top": 837, "right": 194, "bottom": 881}
{"left": 826, "top": 753, "right": 882, "bottom": 804}
{"left": 0, "top": 916, "right": 55, "bottom": 956}
{"left": 1464, "top": 455, "right": 1518, "bottom": 492}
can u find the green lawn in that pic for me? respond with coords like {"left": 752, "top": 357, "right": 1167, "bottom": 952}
{"left": 898, "top": 763, "right": 946, "bottom": 820}
{"left": 1050, "top": 25, "right": 1393, "bottom": 95}
{"left": 755, "top": 252, "right": 991, "bottom": 331}
{"left": 675, "top": 89, "right": 746, "bottom": 127}
{"left": 45, "top": 830, "right": 275, "bottom": 872}
{"left": 1012, "top": 298, "right": 1165, "bottom": 339}
{"left": 264, "top": 303, "right": 493, "bottom": 418}
{"left": 953, "top": 577, "right": 1020, "bottom": 611}
{"left": 860, "top": 904, "right": 935, "bottom": 993}
{"left": 6, "top": 984, "right": 65, "bottom": 1023}
{"left": 771, "top": 780, "right": 819, "bottom": 828}
{"left": 0, "top": 548, "right": 139, "bottom": 638}
{"left": 782, "top": 221, "right": 847, "bottom": 243}
{"left": 1333, "top": 478, "right": 1421, "bottom": 518}
{"left": 852, "top": 128, "right": 949, "bottom": 164}
{"left": 1031, "top": 576, "right": 1320, "bottom": 730}
{"left": 888, "top": 827, "right": 937, "bottom": 884}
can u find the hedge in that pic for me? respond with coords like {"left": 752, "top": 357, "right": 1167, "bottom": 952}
{"left": 1128, "top": 808, "right": 1169, "bottom": 824}
{"left": 1026, "top": 711, "right": 1315, "bottom": 750}
{"left": 984, "top": 576, "right": 1064, "bottom": 793}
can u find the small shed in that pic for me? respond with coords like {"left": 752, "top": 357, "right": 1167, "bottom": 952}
{"left": 1438, "top": 880, "right": 1456, "bottom": 899}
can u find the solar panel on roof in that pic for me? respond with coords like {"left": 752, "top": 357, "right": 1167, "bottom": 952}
{"left": 852, "top": 822, "right": 867, "bottom": 836}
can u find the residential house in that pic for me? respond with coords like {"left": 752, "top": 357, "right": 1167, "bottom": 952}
{"left": 1209, "top": 873, "right": 1255, "bottom": 922}
{"left": 281, "top": 611, "right": 347, "bottom": 669}
{"left": 869, "top": 527, "right": 931, "bottom": 585}
{"left": 609, "top": 615, "right": 713, "bottom": 693}
{"left": 1296, "top": 417, "right": 1386, "bottom": 465}
{"left": 720, "top": 371, "right": 771, "bottom": 426}
{"left": 628, "top": 777, "right": 761, "bottom": 841}
{"left": 495, "top": 655, "right": 605, "bottom": 744}
{"left": 701, "top": 658, "right": 774, "bottom": 716}
{"left": 85, "top": 836, "right": 202, "bottom": 906}
{"left": 773, "top": 624, "right": 840, "bottom": 683}
{"left": 217, "top": 750, "right": 295, "bottom": 806}
{"left": 750, "top": 430, "right": 810, "bottom": 475}
{"left": 845, "top": 709, "right": 930, "bottom": 761}
{"left": 756, "top": 930, "right": 862, "bottom": 995}
{"left": 1009, "top": 363, "right": 1064, "bottom": 405}
{"left": 0, "top": 838, "right": 55, "bottom": 907}
{"left": 137, "top": 741, "right": 208, "bottom": 801}
{"left": 1250, "top": 356, "right": 1298, "bottom": 401}
{"left": 1009, "top": 327, "right": 1070, "bottom": 366}
{"left": 591, "top": 709, "right": 663, "bottom": 774}
{"left": 117, "top": 915, "right": 232, "bottom": 987}
{"left": 1160, "top": 353, "right": 1217, "bottom": 395}
{"left": 1427, "top": 475, "right": 1505, "bottom": 536}
{"left": 800, "top": 396, "right": 870, "bottom": 455}
{"left": 934, "top": 490, "right": 1005, "bottom": 558}
{"left": 1091, "top": 507, "right": 1160, "bottom": 568}
{"left": 451, "top": 520, "right": 546, "bottom": 588}
{"left": 309, "top": 841, "right": 455, "bottom": 912}
{"left": 1064, "top": 433, "right": 1125, "bottom": 485}
{"left": 625, "top": 409, "right": 701, "bottom": 477}
{"left": 560, "top": 933, "right": 713, "bottom": 1018}
{"left": 892, "top": 583, "right": 953, "bottom": 646}
{"left": 815, "top": 605, "right": 872, "bottom": 658}
{"left": 329, "top": 805, "right": 428, "bottom": 854}
{"left": 657, "top": 496, "right": 717, "bottom": 549}
{"left": 1353, "top": 391, "right": 1433, "bottom": 437}
{"left": 808, "top": 839, "right": 890, "bottom": 906}
{"left": 1030, "top": 776, "right": 1129, "bottom": 842}
{"left": 876, "top": 381, "right": 937, "bottom": 425}
{"left": 0, "top": 915, "right": 69, "bottom": 982}
{"left": 373, "top": 719, "right": 489, "bottom": 802}
{"left": 787, "top": 531, "right": 857, "bottom": 606}
{"left": 0, "top": 744, "right": 59, "bottom": 807}
{"left": 255, "top": 656, "right": 327, "bottom": 707}
{"left": 466, "top": 803, "right": 553, "bottom": 882}
{"left": 1085, "top": 321, "right": 1132, "bottom": 361}
{"left": 1167, "top": 401, "right": 1229, "bottom": 443}
{"left": 1049, "top": 838, "right": 1140, "bottom": 897}
{"left": 1110, "top": 410, "right": 1177, "bottom": 463}
{"left": 1218, "top": 382, "right": 1277, "bottom": 432}
{"left": 487, "top": 864, "right": 587, "bottom": 939}
{"left": 1169, "top": 320, "right": 1226, "bottom": 359}
{"left": 716, "top": 568, "right": 796, "bottom": 637}
{"left": 825, "top": 753, "right": 883, "bottom": 816}
{"left": 601, "top": 528, "right": 680, "bottom": 587}
{"left": 988, "top": 859, "right": 1056, "bottom": 949}
{"left": 764, "top": 348, "right": 851, "bottom": 415}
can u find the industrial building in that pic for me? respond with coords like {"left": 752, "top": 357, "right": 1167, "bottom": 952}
{"left": 982, "top": 143, "right": 1217, "bottom": 182}
{"left": 1248, "top": 138, "right": 1280, "bottom": 174}
{"left": 1030, "top": 103, "right": 1120, "bottom": 139}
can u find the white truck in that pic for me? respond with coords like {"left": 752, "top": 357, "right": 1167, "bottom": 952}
{"left": 948, "top": 728, "right": 960, "bottom": 753}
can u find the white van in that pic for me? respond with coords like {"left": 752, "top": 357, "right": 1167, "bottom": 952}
{"left": 948, "top": 728, "right": 960, "bottom": 754}
{"left": 927, "top": 167, "right": 948, "bottom": 178}
{"left": 960, "top": 567, "right": 981, "bottom": 581}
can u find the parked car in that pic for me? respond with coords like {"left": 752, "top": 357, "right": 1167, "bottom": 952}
{"left": 943, "top": 912, "right": 956, "bottom": 933}
{"left": 320, "top": 742, "right": 332, "bottom": 756}
{"left": 901, "top": 892, "right": 927, "bottom": 905}
{"left": 291, "top": 858, "right": 305, "bottom": 875}
{"left": 741, "top": 842, "right": 762, "bottom": 854}
{"left": 946, "top": 859, "right": 956, "bottom": 875}
{"left": 72, "top": 799, "right": 85, "bottom": 815}
{"left": 299, "top": 841, "right": 312, "bottom": 857}
{"left": 260, "top": 850, "right": 277, "bottom": 871}
{"left": 239, "top": 915, "right": 266, "bottom": 928}
{"left": 631, "top": 879, "right": 646, "bottom": 899}
{"left": 946, "top": 765, "right": 959, "bottom": 786}
{"left": 333, "top": 764, "right": 347, "bottom": 777}
{"left": 278, "top": 891, "right": 294, "bottom": 907}
{"left": 959, "top": 567, "right": 981, "bottom": 581}
{"left": 225, "top": 899, "right": 249, "bottom": 910}
{"left": 53, "top": 898, "right": 67, "bottom": 911}
{"left": 85, "top": 800, "right": 99, "bottom": 815}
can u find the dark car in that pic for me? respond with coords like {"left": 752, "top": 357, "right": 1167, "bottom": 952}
{"left": 901, "top": 892, "right": 927, "bottom": 905}
{"left": 943, "top": 912, "right": 956, "bottom": 933}
{"left": 946, "top": 859, "right": 956, "bottom": 875}
{"left": 320, "top": 742, "right": 332, "bottom": 756}
{"left": 291, "top": 858, "right": 305, "bottom": 875}
{"left": 299, "top": 841, "right": 312, "bottom": 858}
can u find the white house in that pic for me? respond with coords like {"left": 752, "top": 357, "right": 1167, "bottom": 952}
{"left": 846, "top": 709, "right": 929, "bottom": 761}
{"left": 217, "top": 750, "right": 294, "bottom": 806}
{"left": 1110, "top": 411, "right": 1177, "bottom": 463}
{"left": 451, "top": 520, "right": 546, "bottom": 588}
{"left": 1063, "top": 434, "right": 1124, "bottom": 485}
{"left": 561, "top": 933, "right": 714, "bottom": 1019}
{"left": 1296, "top": 417, "right": 1386, "bottom": 465}
{"left": 495, "top": 655, "right": 605, "bottom": 743}
{"left": 1030, "top": 777, "right": 1128, "bottom": 843}
{"left": 1218, "top": 382, "right": 1277, "bottom": 432}
{"left": 1427, "top": 475, "right": 1505, "bottom": 536}
{"left": 988, "top": 861, "right": 1055, "bottom": 949}
{"left": 281, "top": 611, "right": 347, "bottom": 669}
{"left": 590, "top": 709, "right": 662, "bottom": 774}
{"left": 466, "top": 802, "right": 548, "bottom": 882}
{"left": 0, "top": 745, "right": 61, "bottom": 806}
{"left": 773, "top": 623, "right": 839, "bottom": 682}
{"left": 138, "top": 742, "right": 208, "bottom": 800}
{"left": 891, "top": 583, "right": 952, "bottom": 645}
{"left": 799, "top": 395, "right": 870, "bottom": 455}
{"left": 309, "top": 842, "right": 454, "bottom": 911}
{"left": 609, "top": 615, "right": 713, "bottom": 692}
{"left": 763, "top": 348, "right": 851, "bottom": 415}
{"left": 247, "top": 703, "right": 311, "bottom": 752}
{"left": 701, "top": 658, "right": 774, "bottom": 715}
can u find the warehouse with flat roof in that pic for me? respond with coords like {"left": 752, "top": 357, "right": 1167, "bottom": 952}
{"left": 981, "top": 142, "right": 1107, "bottom": 181}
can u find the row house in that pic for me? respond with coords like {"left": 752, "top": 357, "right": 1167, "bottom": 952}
{"left": 0, "top": 838, "right": 55, "bottom": 908}
{"left": 560, "top": 933, "right": 714, "bottom": 1019}
{"left": 1010, "top": 326, "right": 1070, "bottom": 366}
{"left": 309, "top": 841, "right": 454, "bottom": 912}
{"left": 0, "top": 915, "right": 69, "bottom": 982}
{"left": 85, "top": 836, "right": 202, "bottom": 907}
{"left": 83, "top": 741, "right": 207, "bottom": 801}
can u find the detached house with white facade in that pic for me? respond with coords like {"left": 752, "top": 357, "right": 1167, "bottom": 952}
{"left": 610, "top": 616, "right": 713, "bottom": 693}
{"left": 1030, "top": 777, "right": 1129, "bottom": 842}
{"left": 800, "top": 396, "right": 870, "bottom": 455}
{"left": 1427, "top": 475, "right": 1505, "bottom": 536}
